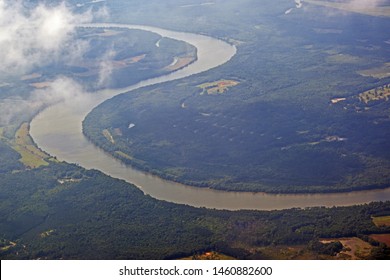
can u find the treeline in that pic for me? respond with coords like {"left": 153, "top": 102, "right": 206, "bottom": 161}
{"left": 1, "top": 162, "right": 390, "bottom": 259}
{"left": 0, "top": 141, "right": 23, "bottom": 173}
{"left": 83, "top": 71, "right": 390, "bottom": 193}
{"left": 82, "top": 0, "right": 390, "bottom": 193}
{"left": 2, "top": 0, "right": 390, "bottom": 260}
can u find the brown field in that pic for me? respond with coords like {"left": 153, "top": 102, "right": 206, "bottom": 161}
{"left": 320, "top": 237, "right": 373, "bottom": 260}
{"left": 332, "top": 84, "right": 390, "bottom": 109}
{"left": 198, "top": 80, "right": 240, "bottom": 95}
{"left": 359, "top": 84, "right": 390, "bottom": 104}
{"left": 112, "top": 54, "right": 146, "bottom": 68}
{"left": 369, "top": 234, "right": 390, "bottom": 247}
{"left": 372, "top": 216, "right": 390, "bottom": 227}
{"left": 305, "top": 0, "right": 390, "bottom": 17}
{"left": 180, "top": 251, "right": 236, "bottom": 260}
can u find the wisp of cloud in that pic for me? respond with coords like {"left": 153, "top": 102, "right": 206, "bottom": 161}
{"left": 0, "top": 0, "right": 95, "bottom": 75}
{"left": 0, "top": 1, "right": 108, "bottom": 126}
{"left": 0, "top": 76, "right": 87, "bottom": 125}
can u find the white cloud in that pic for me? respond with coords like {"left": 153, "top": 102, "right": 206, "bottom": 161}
{"left": 30, "top": 76, "right": 87, "bottom": 106}
{"left": 0, "top": 0, "right": 93, "bottom": 75}
{"left": 0, "top": 77, "right": 87, "bottom": 125}
{"left": 0, "top": 1, "right": 105, "bottom": 125}
{"left": 0, "top": 99, "right": 31, "bottom": 125}
{"left": 98, "top": 49, "right": 116, "bottom": 87}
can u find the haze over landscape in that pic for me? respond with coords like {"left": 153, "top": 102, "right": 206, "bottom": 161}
{"left": 1, "top": 0, "right": 390, "bottom": 260}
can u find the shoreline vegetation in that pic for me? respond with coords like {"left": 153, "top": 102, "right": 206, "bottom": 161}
{"left": 1, "top": 0, "right": 390, "bottom": 260}
{"left": 82, "top": 127, "right": 390, "bottom": 195}
{"left": 1, "top": 161, "right": 390, "bottom": 259}
{"left": 82, "top": 0, "right": 390, "bottom": 195}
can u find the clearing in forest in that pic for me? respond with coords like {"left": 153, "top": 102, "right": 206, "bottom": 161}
{"left": 12, "top": 123, "right": 49, "bottom": 168}
{"left": 180, "top": 251, "right": 235, "bottom": 260}
{"left": 359, "top": 84, "right": 390, "bottom": 104}
{"left": 320, "top": 237, "right": 372, "bottom": 260}
{"left": 369, "top": 234, "right": 390, "bottom": 247}
{"left": 103, "top": 129, "right": 115, "bottom": 144}
{"left": 372, "top": 215, "right": 390, "bottom": 227}
{"left": 331, "top": 84, "right": 390, "bottom": 107}
{"left": 198, "top": 80, "right": 239, "bottom": 95}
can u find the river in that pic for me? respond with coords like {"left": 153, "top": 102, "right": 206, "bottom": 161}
{"left": 30, "top": 23, "right": 390, "bottom": 210}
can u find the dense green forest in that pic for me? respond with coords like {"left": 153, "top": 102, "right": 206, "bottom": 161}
{"left": 84, "top": 0, "right": 390, "bottom": 193}
{"left": 0, "top": 141, "right": 23, "bottom": 173}
{"left": 1, "top": 161, "right": 390, "bottom": 259}
{"left": 1, "top": 0, "right": 390, "bottom": 260}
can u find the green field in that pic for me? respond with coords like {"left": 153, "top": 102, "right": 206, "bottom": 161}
{"left": 11, "top": 123, "right": 49, "bottom": 168}
{"left": 372, "top": 216, "right": 390, "bottom": 227}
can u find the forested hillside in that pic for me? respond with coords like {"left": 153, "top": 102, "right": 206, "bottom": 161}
{"left": 84, "top": 0, "right": 390, "bottom": 193}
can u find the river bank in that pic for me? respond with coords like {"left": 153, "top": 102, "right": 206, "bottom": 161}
{"left": 30, "top": 23, "right": 390, "bottom": 210}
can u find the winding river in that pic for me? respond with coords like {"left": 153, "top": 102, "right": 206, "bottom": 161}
{"left": 30, "top": 23, "right": 390, "bottom": 210}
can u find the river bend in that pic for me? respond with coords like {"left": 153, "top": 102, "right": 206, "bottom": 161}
{"left": 30, "top": 23, "right": 390, "bottom": 210}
